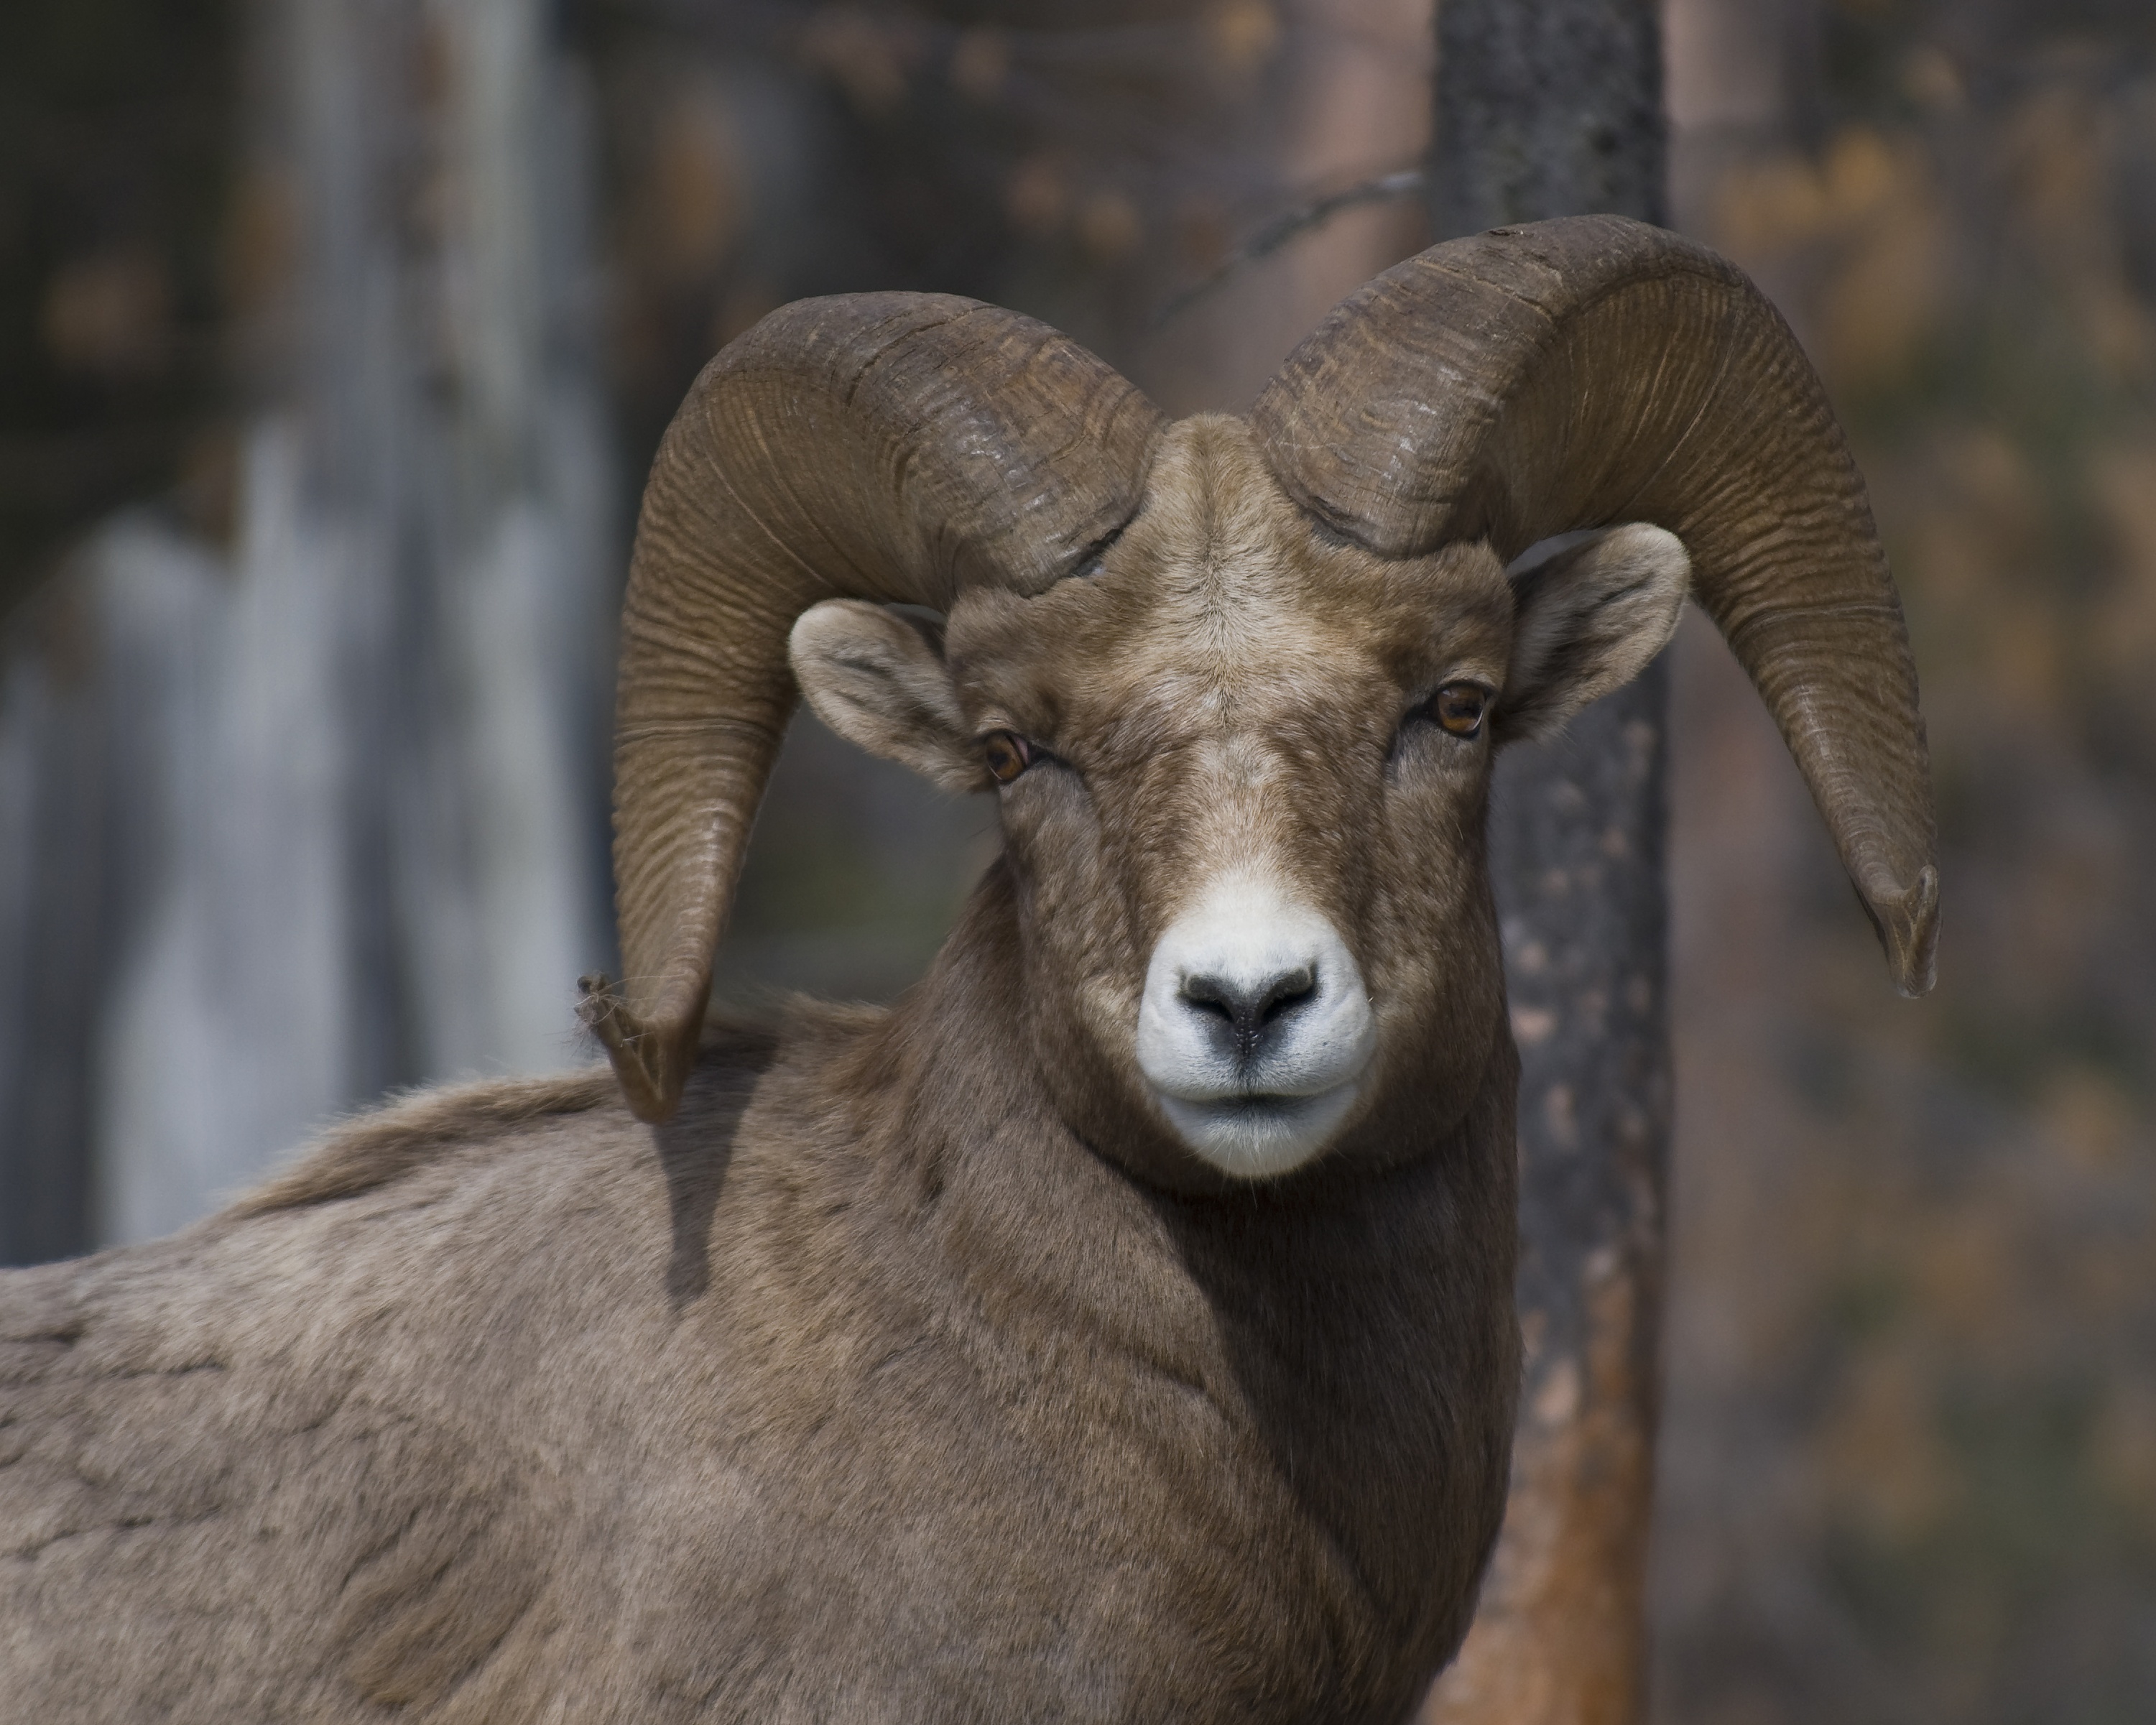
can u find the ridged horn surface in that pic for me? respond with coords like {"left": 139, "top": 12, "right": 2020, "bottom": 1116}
{"left": 590, "top": 295, "right": 1163, "bottom": 1120}
{"left": 1252, "top": 214, "right": 1938, "bottom": 996}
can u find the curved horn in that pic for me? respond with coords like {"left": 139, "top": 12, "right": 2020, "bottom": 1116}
{"left": 584, "top": 296, "right": 1163, "bottom": 1121}
{"left": 1251, "top": 215, "right": 1938, "bottom": 996}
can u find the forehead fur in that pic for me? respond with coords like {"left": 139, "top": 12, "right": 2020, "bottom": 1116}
{"left": 947, "top": 413, "right": 1514, "bottom": 753}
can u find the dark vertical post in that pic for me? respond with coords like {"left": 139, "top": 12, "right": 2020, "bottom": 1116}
{"left": 1420, "top": 4, "right": 1671, "bottom": 1722}
{"left": 0, "top": 645, "right": 103, "bottom": 1267}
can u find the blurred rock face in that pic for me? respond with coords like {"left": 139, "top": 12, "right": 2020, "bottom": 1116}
{"left": 1657, "top": 2, "right": 2156, "bottom": 1720}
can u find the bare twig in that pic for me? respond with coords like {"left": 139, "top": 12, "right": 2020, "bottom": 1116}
{"left": 1150, "top": 165, "right": 1427, "bottom": 330}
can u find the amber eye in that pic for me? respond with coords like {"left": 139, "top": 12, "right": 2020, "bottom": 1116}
{"left": 1430, "top": 683, "right": 1490, "bottom": 739}
{"left": 982, "top": 731, "right": 1033, "bottom": 784}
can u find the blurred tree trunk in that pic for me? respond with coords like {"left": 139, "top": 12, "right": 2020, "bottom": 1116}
{"left": 1420, "top": 4, "right": 1671, "bottom": 1723}
{"left": 0, "top": 0, "right": 611, "bottom": 1257}
{"left": 0, "top": 0, "right": 243, "bottom": 1266}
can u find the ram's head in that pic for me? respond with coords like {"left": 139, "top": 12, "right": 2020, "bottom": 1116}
{"left": 582, "top": 216, "right": 1938, "bottom": 1190}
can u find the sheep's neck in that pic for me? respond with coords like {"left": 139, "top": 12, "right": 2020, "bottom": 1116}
{"left": 833, "top": 861, "right": 1519, "bottom": 1667}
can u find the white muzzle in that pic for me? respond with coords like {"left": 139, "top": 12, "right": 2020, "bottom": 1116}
{"left": 1134, "top": 874, "right": 1377, "bottom": 1179}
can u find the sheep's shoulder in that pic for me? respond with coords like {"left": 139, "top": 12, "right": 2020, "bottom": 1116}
{"left": 0, "top": 1014, "right": 798, "bottom": 1721}
{"left": 229, "top": 1063, "right": 620, "bottom": 1217}
{"left": 230, "top": 1012, "right": 790, "bottom": 1217}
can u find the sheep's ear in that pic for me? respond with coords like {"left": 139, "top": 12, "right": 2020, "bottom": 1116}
{"left": 790, "top": 601, "right": 989, "bottom": 792}
{"left": 1496, "top": 523, "right": 1690, "bottom": 742}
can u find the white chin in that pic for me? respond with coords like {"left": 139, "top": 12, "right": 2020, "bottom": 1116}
{"left": 1155, "top": 1084, "right": 1360, "bottom": 1180}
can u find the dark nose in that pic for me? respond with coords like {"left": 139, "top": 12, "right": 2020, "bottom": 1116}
{"left": 1180, "top": 965, "right": 1317, "bottom": 1064}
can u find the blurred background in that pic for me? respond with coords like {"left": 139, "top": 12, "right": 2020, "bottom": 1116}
{"left": 0, "top": 0, "right": 2151, "bottom": 1718}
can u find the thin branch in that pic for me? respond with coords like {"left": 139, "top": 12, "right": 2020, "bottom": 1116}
{"left": 1150, "top": 166, "right": 1428, "bottom": 331}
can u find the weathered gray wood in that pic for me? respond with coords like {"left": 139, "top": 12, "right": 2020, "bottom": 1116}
{"left": 1421, "top": 3, "right": 1672, "bottom": 1720}
{"left": 0, "top": 581, "right": 110, "bottom": 1265}
{"left": 0, "top": 0, "right": 612, "bottom": 1256}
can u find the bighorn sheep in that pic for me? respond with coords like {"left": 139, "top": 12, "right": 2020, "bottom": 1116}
{"left": 1, "top": 216, "right": 1936, "bottom": 1721}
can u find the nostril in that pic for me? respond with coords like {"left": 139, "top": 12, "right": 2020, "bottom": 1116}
{"left": 1186, "top": 998, "right": 1235, "bottom": 1026}
{"left": 1257, "top": 966, "right": 1315, "bottom": 1025}
{"left": 1180, "top": 974, "right": 1239, "bottom": 1024}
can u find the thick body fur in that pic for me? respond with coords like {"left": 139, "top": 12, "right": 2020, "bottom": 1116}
{"left": 1, "top": 871, "right": 1517, "bottom": 1722}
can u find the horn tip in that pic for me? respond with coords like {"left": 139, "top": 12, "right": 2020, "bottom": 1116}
{"left": 1870, "top": 864, "right": 1940, "bottom": 999}
{"left": 578, "top": 974, "right": 689, "bottom": 1123}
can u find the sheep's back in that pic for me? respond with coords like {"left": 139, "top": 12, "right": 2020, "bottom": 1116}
{"left": 0, "top": 1047, "right": 766, "bottom": 1722}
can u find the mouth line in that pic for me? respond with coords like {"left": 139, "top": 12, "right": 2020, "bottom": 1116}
{"left": 1153, "top": 1083, "right": 1348, "bottom": 1112}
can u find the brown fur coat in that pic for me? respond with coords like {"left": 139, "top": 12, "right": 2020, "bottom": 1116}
{"left": 1, "top": 868, "right": 1518, "bottom": 1723}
